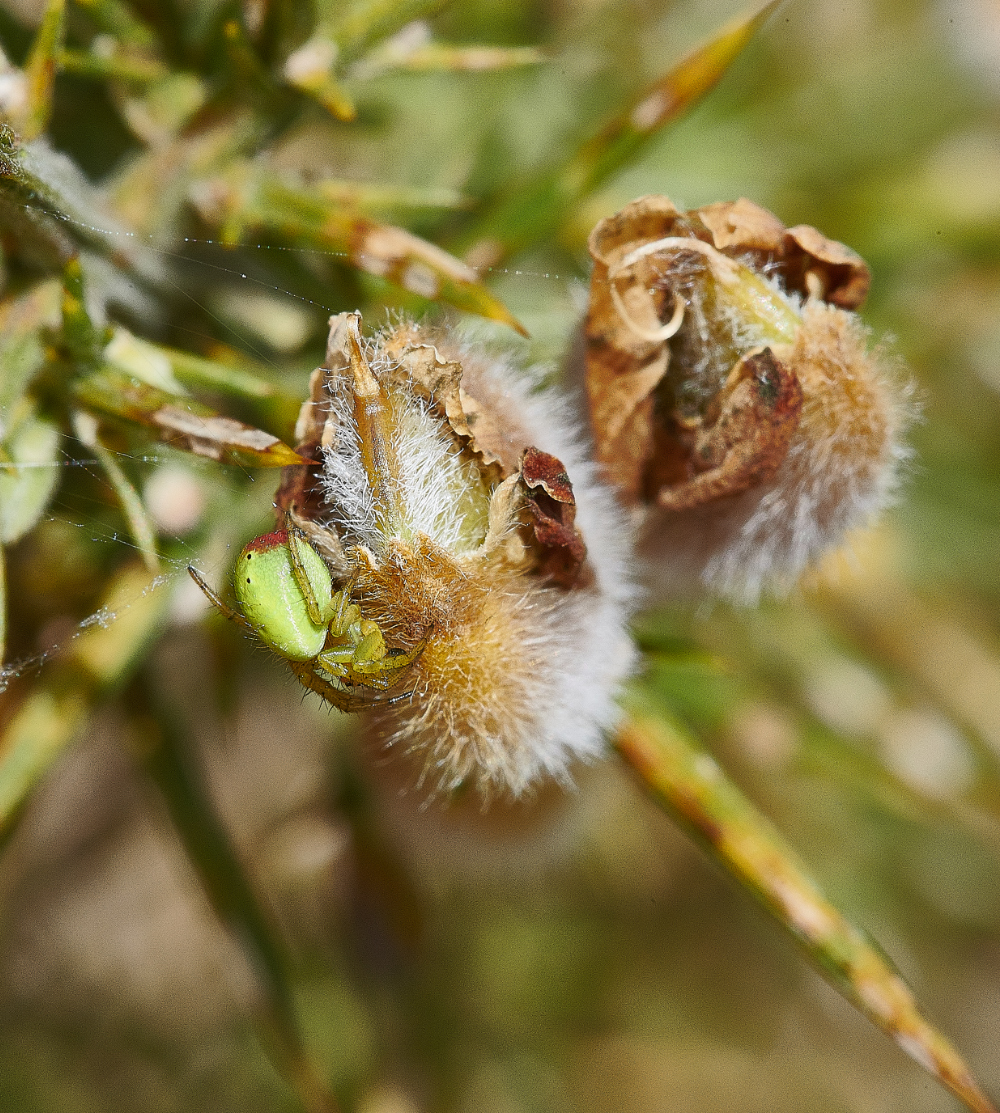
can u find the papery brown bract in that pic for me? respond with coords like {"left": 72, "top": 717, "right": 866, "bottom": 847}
{"left": 654, "top": 347, "right": 804, "bottom": 512}
{"left": 583, "top": 195, "right": 913, "bottom": 603}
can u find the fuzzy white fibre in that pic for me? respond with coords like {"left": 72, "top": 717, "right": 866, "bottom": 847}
{"left": 321, "top": 348, "right": 488, "bottom": 555}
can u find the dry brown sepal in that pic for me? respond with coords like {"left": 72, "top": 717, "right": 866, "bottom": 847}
{"left": 520, "top": 446, "right": 589, "bottom": 588}
{"left": 693, "top": 197, "right": 871, "bottom": 308}
{"left": 276, "top": 313, "right": 636, "bottom": 798}
{"left": 655, "top": 347, "right": 804, "bottom": 512}
{"left": 584, "top": 195, "right": 911, "bottom": 603}
{"left": 279, "top": 317, "right": 587, "bottom": 586}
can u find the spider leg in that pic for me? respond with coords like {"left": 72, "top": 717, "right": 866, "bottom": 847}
{"left": 284, "top": 505, "right": 351, "bottom": 579}
{"left": 289, "top": 661, "right": 414, "bottom": 713}
{"left": 188, "top": 566, "right": 254, "bottom": 633}
{"left": 328, "top": 588, "right": 362, "bottom": 638}
{"left": 285, "top": 523, "right": 331, "bottom": 627}
{"left": 289, "top": 661, "right": 373, "bottom": 713}
{"left": 318, "top": 655, "right": 393, "bottom": 693}
{"left": 318, "top": 633, "right": 427, "bottom": 695}
{"left": 350, "top": 636, "right": 428, "bottom": 676}
{"left": 380, "top": 686, "right": 417, "bottom": 709}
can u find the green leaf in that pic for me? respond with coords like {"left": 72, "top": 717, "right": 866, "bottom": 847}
{"left": 0, "top": 548, "right": 6, "bottom": 667}
{"left": 159, "top": 346, "right": 280, "bottom": 400}
{"left": 282, "top": 34, "right": 357, "bottom": 121}
{"left": 327, "top": 0, "right": 445, "bottom": 65}
{"left": 202, "top": 164, "right": 527, "bottom": 333}
{"left": 22, "top": 0, "right": 65, "bottom": 140}
{"left": 0, "top": 280, "right": 61, "bottom": 415}
{"left": 61, "top": 255, "right": 107, "bottom": 371}
{"left": 71, "top": 410, "right": 160, "bottom": 572}
{"left": 461, "top": 0, "right": 781, "bottom": 264}
{"left": 0, "top": 409, "right": 60, "bottom": 546}
{"left": 70, "top": 0, "right": 158, "bottom": 50}
{"left": 314, "top": 179, "right": 470, "bottom": 217}
{"left": 356, "top": 38, "right": 545, "bottom": 77}
{"left": 58, "top": 47, "right": 168, "bottom": 84}
{"left": 614, "top": 696, "right": 998, "bottom": 1113}
{"left": 73, "top": 367, "right": 305, "bottom": 467}
{"left": 568, "top": 0, "right": 782, "bottom": 197}
{"left": 63, "top": 263, "right": 302, "bottom": 468}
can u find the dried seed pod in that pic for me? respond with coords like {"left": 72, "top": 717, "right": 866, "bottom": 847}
{"left": 584, "top": 195, "right": 913, "bottom": 603}
{"left": 278, "top": 313, "right": 638, "bottom": 798}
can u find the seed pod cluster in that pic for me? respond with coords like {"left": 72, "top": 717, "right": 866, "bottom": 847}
{"left": 259, "top": 197, "right": 912, "bottom": 796}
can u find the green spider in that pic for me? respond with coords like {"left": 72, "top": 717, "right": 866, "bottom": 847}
{"left": 188, "top": 526, "right": 424, "bottom": 712}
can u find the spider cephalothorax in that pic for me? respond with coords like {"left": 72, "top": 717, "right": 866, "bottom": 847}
{"left": 189, "top": 525, "right": 425, "bottom": 713}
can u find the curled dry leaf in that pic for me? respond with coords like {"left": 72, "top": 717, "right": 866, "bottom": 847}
{"left": 584, "top": 194, "right": 911, "bottom": 603}
{"left": 274, "top": 312, "right": 637, "bottom": 797}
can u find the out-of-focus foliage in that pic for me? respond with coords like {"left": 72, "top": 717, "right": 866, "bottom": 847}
{"left": 1, "top": 1, "right": 999, "bottom": 1112}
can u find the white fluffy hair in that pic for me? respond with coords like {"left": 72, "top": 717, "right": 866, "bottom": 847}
{"left": 322, "top": 352, "right": 488, "bottom": 555}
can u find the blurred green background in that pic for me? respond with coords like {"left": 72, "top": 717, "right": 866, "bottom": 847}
{"left": 1, "top": 0, "right": 999, "bottom": 1111}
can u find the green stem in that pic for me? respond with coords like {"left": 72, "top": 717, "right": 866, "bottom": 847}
{"left": 131, "top": 672, "right": 341, "bottom": 1113}
{"left": 614, "top": 696, "right": 998, "bottom": 1113}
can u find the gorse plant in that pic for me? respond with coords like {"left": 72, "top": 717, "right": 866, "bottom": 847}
{"left": 0, "top": 1, "right": 998, "bottom": 1112}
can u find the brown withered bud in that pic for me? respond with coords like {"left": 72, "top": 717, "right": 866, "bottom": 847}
{"left": 277, "top": 313, "right": 637, "bottom": 798}
{"left": 584, "top": 195, "right": 912, "bottom": 603}
{"left": 654, "top": 348, "right": 804, "bottom": 511}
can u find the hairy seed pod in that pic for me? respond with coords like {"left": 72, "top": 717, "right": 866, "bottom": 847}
{"left": 277, "top": 313, "right": 638, "bottom": 798}
{"left": 583, "top": 195, "right": 915, "bottom": 603}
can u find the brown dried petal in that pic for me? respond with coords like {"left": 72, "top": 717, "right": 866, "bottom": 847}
{"left": 398, "top": 344, "right": 468, "bottom": 428}
{"left": 783, "top": 224, "right": 871, "bottom": 309}
{"left": 692, "top": 198, "right": 870, "bottom": 307}
{"left": 456, "top": 387, "right": 520, "bottom": 476}
{"left": 584, "top": 196, "right": 684, "bottom": 501}
{"left": 277, "top": 317, "right": 596, "bottom": 592}
{"left": 521, "top": 446, "right": 574, "bottom": 503}
{"left": 656, "top": 348, "right": 803, "bottom": 511}
{"left": 278, "top": 315, "right": 370, "bottom": 526}
{"left": 696, "top": 197, "right": 786, "bottom": 252}
{"left": 383, "top": 330, "right": 509, "bottom": 472}
{"left": 520, "top": 446, "right": 588, "bottom": 588}
{"left": 277, "top": 315, "right": 522, "bottom": 538}
{"left": 584, "top": 195, "right": 872, "bottom": 509}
